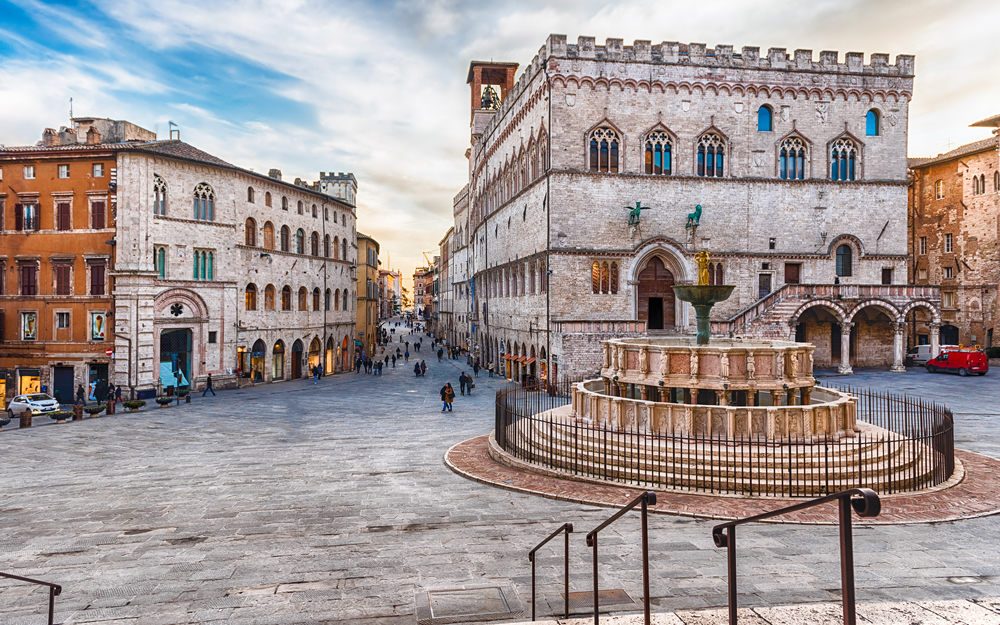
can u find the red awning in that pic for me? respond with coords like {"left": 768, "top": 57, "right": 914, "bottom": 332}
{"left": 524, "top": 357, "right": 536, "bottom": 364}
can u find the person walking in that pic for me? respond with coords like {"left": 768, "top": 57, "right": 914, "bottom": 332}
{"left": 458, "top": 372, "right": 468, "bottom": 396}
{"left": 437, "top": 348, "right": 443, "bottom": 362}
{"left": 391, "top": 354, "right": 397, "bottom": 368}
{"left": 312, "top": 365, "right": 320, "bottom": 385}
{"left": 420, "top": 360, "right": 428, "bottom": 376}
{"left": 404, "top": 350, "right": 410, "bottom": 363}
{"left": 107, "top": 383, "right": 116, "bottom": 404}
{"left": 473, "top": 361, "right": 480, "bottom": 378}
{"left": 115, "top": 384, "right": 123, "bottom": 404}
{"left": 414, "top": 362, "right": 421, "bottom": 377}
{"left": 487, "top": 361, "right": 494, "bottom": 378}
{"left": 75, "top": 384, "right": 86, "bottom": 406}
{"left": 440, "top": 382, "right": 455, "bottom": 412}
{"left": 203, "top": 373, "right": 216, "bottom": 396}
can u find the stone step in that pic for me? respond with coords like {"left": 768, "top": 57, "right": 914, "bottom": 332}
{"left": 508, "top": 596, "right": 1000, "bottom": 624}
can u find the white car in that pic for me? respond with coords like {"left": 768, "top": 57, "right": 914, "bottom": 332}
{"left": 6, "top": 393, "right": 60, "bottom": 419}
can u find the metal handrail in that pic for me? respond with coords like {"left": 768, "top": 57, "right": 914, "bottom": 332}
{"left": 585, "top": 491, "right": 656, "bottom": 625}
{"left": 528, "top": 522, "right": 573, "bottom": 621}
{"left": 711, "top": 488, "right": 881, "bottom": 625}
{"left": 0, "top": 571, "right": 62, "bottom": 625}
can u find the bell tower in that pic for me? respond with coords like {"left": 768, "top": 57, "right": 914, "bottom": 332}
{"left": 467, "top": 61, "right": 518, "bottom": 142}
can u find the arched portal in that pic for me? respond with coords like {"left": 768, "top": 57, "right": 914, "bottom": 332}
{"left": 341, "top": 336, "right": 350, "bottom": 372}
{"left": 325, "top": 336, "right": 335, "bottom": 374}
{"left": 272, "top": 340, "right": 285, "bottom": 380}
{"left": 637, "top": 257, "right": 675, "bottom": 330}
{"left": 309, "top": 337, "right": 321, "bottom": 372}
{"left": 160, "top": 328, "right": 192, "bottom": 391}
{"left": 291, "top": 339, "right": 304, "bottom": 379}
{"left": 251, "top": 339, "right": 266, "bottom": 382}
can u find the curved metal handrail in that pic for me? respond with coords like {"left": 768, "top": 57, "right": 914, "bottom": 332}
{"left": 585, "top": 491, "right": 657, "bottom": 625}
{"left": 711, "top": 488, "right": 880, "bottom": 625}
{"left": 527, "top": 522, "right": 573, "bottom": 621}
{"left": 0, "top": 572, "right": 62, "bottom": 625}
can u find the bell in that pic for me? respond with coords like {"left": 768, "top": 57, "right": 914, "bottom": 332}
{"left": 481, "top": 85, "right": 501, "bottom": 111}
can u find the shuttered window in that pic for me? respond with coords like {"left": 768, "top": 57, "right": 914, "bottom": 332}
{"left": 91, "top": 202, "right": 106, "bottom": 229}
{"left": 54, "top": 265, "right": 71, "bottom": 295}
{"left": 57, "top": 203, "right": 71, "bottom": 230}
{"left": 21, "top": 264, "right": 37, "bottom": 296}
{"left": 90, "top": 264, "right": 105, "bottom": 295}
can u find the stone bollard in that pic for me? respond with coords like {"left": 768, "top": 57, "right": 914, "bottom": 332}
{"left": 185, "top": 394, "right": 191, "bottom": 404}
{"left": 106, "top": 400, "right": 116, "bottom": 415}
{"left": 19, "top": 410, "right": 32, "bottom": 428}
{"left": 73, "top": 405, "right": 84, "bottom": 421}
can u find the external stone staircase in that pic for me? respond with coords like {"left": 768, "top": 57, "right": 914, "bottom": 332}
{"left": 710, "top": 284, "right": 942, "bottom": 339}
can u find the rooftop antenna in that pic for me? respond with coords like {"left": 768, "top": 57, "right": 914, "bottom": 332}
{"left": 169, "top": 121, "right": 180, "bottom": 141}
{"left": 69, "top": 97, "right": 73, "bottom": 122}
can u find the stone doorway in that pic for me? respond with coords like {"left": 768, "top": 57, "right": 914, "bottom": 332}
{"left": 637, "top": 257, "right": 674, "bottom": 330}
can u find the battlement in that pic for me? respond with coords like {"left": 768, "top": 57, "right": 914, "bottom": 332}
{"left": 545, "top": 34, "right": 914, "bottom": 76}
{"left": 319, "top": 171, "right": 357, "bottom": 181}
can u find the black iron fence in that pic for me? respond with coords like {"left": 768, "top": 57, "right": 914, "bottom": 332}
{"left": 494, "top": 382, "right": 955, "bottom": 497}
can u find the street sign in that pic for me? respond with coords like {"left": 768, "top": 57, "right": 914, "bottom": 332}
{"left": 105, "top": 347, "right": 114, "bottom": 357}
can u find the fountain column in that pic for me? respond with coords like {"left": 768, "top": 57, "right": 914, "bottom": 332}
{"left": 890, "top": 322, "right": 906, "bottom": 373}
{"left": 838, "top": 322, "right": 854, "bottom": 375}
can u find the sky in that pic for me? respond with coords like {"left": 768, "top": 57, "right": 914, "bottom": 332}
{"left": 1, "top": 0, "right": 998, "bottom": 281}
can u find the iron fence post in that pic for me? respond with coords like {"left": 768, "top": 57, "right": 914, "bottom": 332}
{"left": 642, "top": 494, "right": 651, "bottom": 625}
{"left": 728, "top": 527, "right": 737, "bottom": 625}
{"left": 839, "top": 494, "right": 857, "bottom": 625}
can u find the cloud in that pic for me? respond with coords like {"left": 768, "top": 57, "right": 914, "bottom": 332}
{"left": 0, "top": 0, "right": 998, "bottom": 279}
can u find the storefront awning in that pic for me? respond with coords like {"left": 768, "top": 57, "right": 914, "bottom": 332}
{"left": 524, "top": 357, "right": 536, "bottom": 364}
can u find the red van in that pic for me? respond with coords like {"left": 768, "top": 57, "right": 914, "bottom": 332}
{"left": 925, "top": 347, "right": 988, "bottom": 376}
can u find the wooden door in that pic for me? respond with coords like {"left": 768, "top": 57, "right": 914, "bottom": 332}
{"left": 637, "top": 257, "right": 675, "bottom": 329}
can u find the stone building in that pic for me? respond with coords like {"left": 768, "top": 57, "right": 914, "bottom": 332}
{"left": 437, "top": 227, "right": 454, "bottom": 347}
{"left": 356, "top": 233, "right": 380, "bottom": 356}
{"left": 378, "top": 269, "right": 402, "bottom": 320}
{"left": 909, "top": 114, "right": 1000, "bottom": 348}
{"left": 449, "top": 185, "right": 471, "bottom": 353}
{"left": 112, "top": 132, "right": 357, "bottom": 396}
{"left": 413, "top": 265, "right": 434, "bottom": 325}
{"left": 453, "top": 35, "right": 941, "bottom": 382}
{"left": 0, "top": 119, "right": 124, "bottom": 406}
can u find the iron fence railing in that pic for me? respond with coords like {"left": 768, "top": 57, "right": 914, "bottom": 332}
{"left": 494, "top": 382, "right": 954, "bottom": 497}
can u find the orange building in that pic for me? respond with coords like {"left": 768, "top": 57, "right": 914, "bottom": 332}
{"left": 0, "top": 120, "right": 133, "bottom": 407}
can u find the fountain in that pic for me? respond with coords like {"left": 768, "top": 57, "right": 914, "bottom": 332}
{"left": 670, "top": 250, "right": 733, "bottom": 345}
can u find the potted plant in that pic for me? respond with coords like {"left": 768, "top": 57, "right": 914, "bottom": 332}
{"left": 48, "top": 410, "right": 74, "bottom": 424}
{"left": 123, "top": 400, "right": 146, "bottom": 412}
{"left": 155, "top": 397, "right": 173, "bottom": 407}
{"left": 83, "top": 405, "right": 106, "bottom": 417}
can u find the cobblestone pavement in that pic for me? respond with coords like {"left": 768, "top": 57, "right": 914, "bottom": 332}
{"left": 2, "top": 340, "right": 1000, "bottom": 625}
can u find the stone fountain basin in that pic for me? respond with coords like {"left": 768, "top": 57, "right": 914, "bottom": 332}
{"left": 671, "top": 284, "right": 735, "bottom": 305}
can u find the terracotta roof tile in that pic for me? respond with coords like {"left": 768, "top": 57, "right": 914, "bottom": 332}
{"left": 908, "top": 136, "right": 997, "bottom": 169}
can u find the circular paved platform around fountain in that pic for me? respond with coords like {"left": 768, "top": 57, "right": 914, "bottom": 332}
{"left": 445, "top": 434, "right": 1000, "bottom": 525}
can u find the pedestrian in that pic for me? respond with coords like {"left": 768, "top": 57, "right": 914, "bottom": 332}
{"left": 437, "top": 348, "right": 443, "bottom": 362}
{"left": 203, "top": 373, "right": 217, "bottom": 396}
{"left": 468, "top": 377, "right": 474, "bottom": 395}
{"left": 404, "top": 350, "right": 410, "bottom": 362}
{"left": 392, "top": 355, "right": 397, "bottom": 368}
{"left": 414, "top": 362, "right": 421, "bottom": 377}
{"left": 75, "top": 384, "right": 85, "bottom": 406}
{"left": 473, "top": 361, "right": 480, "bottom": 378}
{"left": 458, "top": 372, "right": 467, "bottom": 396}
{"left": 405, "top": 341, "right": 410, "bottom": 351}
{"left": 420, "top": 360, "right": 428, "bottom": 376}
{"left": 487, "top": 361, "right": 494, "bottom": 378}
{"left": 107, "top": 382, "right": 116, "bottom": 404}
{"left": 440, "top": 382, "right": 455, "bottom": 412}
{"left": 313, "top": 365, "right": 320, "bottom": 385}
{"left": 115, "top": 383, "right": 123, "bottom": 404}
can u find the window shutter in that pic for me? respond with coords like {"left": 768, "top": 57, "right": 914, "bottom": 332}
{"left": 57, "top": 203, "right": 70, "bottom": 230}
{"left": 15, "top": 204, "right": 23, "bottom": 231}
{"left": 55, "top": 265, "right": 70, "bottom": 295}
{"left": 91, "top": 202, "right": 105, "bottom": 229}
{"left": 91, "top": 264, "right": 105, "bottom": 295}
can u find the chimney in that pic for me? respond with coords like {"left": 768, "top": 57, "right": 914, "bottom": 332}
{"left": 268, "top": 169, "right": 282, "bottom": 180}
{"left": 42, "top": 128, "right": 59, "bottom": 148}
{"left": 86, "top": 126, "right": 101, "bottom": 145}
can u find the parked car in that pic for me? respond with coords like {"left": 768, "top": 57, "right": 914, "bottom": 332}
{"left": 6, "top": 393, "right": 60, "bottom": 419}
{"left": 906, "top": 344, "right": 959, "bottom": 366}
{"left": 925, "top": 347, "right": 988, "bottom": 376}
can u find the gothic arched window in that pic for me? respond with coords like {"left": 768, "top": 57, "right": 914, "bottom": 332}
{"left": 262, "top": 222, "right": 274, "bottom": 249}
{"left": 247, "top": 187, "right": 255, "bottom": 203}
{"left": 697, "top": 133, "right": 725, "bottom": 177}
{"left": 153, "top": 175, "right": 167, "bottom": 215}
{"left": 310, "top": 231, "right": 319, "bottom": 256}
{"left": 589, "top": 127, "right": 620, "bottom": 173}
{"left": 342, "top": 238, "right": 348, "bottom": 261}
{"left": 245, "top": 218, "right": 257, "bottom": 246}
{"left": 866, "top": 109, "right": 880, "bottom": 136}
{"left": 830, "top": 138, "right": 858, "bottom": 181}
{"left": 836, "top": 244, "right": 853, "bottom": 277}
{"left": 265, "top": 191, "right": 272, "bottom": 207}
{"left": 264, "top": 285, "right": 275, "bottom": 311}
{"left": 281, "top": 285, "right": 292, "bottom": 311}
{"left": 280, "top": 226, "right": 290, "bottom": 251}
{"left": 779, "top": 136, "right": 807, "bottom": 180}
{"left": 193, "top": 182, "right": 215, "bottom": 221}
{"left": 312, "top": 287, "right": 320, "bottom": 311}
{"left": 757, "top": 105, "right": 773, "bottom": 132}
{"left": 644, "top": 131, "right": 672, "bottom": 175}
{"left": 245, "top": 284, "right": 257, "bottom": 311}
{"left": 296, "top": 229, "right": 305, "bottom": 254}
{"left": 324, "top": 234, "right": 331, "bottom": 258}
